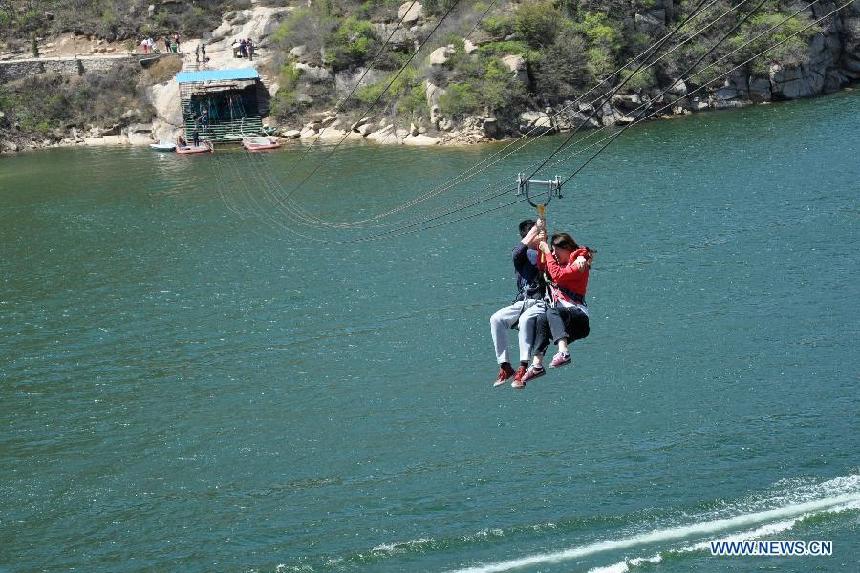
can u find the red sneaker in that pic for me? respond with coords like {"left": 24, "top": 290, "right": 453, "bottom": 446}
{"left": 520, "top": 366, "right": 546, "bottom": 384}
{"left": 493, "top": 363, "right": 516, "bottom": 387}
{"left": 511, "top": 365, "right": 528, "bottom": 389}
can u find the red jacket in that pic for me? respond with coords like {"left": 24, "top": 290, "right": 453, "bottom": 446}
{"left": 538, "top": 247, "right": 592, "bottom": 302}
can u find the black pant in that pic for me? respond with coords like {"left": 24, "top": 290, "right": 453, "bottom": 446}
{"left": 534, "top": 305, "right": 590, "bottom": 355}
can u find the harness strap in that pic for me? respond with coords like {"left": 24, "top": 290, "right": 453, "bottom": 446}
{"left": 545, "top": 282, "right": 585, "bottom": 307}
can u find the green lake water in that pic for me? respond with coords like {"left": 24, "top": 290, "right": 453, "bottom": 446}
{"left": 1, "top": 92, "right": 858, "bottom": 572}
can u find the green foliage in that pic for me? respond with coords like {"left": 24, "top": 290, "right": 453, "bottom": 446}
{"left": 533, "top": 27, "right": 591, "bottom": 103}
{"left": 355, "top": 66, "right": 419, "bottom": 108}
{"left": 514, "top": 0, "right": 563, "bottom": 49}
{"left": 619, "top": 67, "right": 656, "bottom": 92}
{"left": 0, "top": 63, "right": 154, "bottom": 141}
{"left": 271, "top": 64, "right": 306, "bottom": 117}
{"left": 728, "top": 12, "right": 820, "bottom": 74}
{"left": 439, "top": 83, "right": 480, "bottom": 117}
{"left": 0, "top": 0, "right": 246, "bottom": 42}
{"left": 479, "top": 58, "right": 523, "bottom": 112}
{"left": 345, "top": 61, "right": 428, "bottom": 118}
{"left": 477, "top": 40, "right": 534, "bottom": 59}
{"left": 421, "top": 0, "right": 459, "bottom": 16}
{"left": 398, "top": 82, "right": 429, "bottom": 118}
{"left": 586, "top": 46, "right": 614, "bottom": 79}
{"left": 576, "top": 11, "right": 621, "bottom": 52}
{"left": 324, "top": 16, "right": 379, "bottom": 71}
{"left": 440, "top": 52, "right": 528, "bottom": 118}
{"left": 481, "top": 14, "right": 515, "bottom": 39}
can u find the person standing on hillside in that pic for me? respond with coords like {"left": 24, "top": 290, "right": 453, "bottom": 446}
{"left": 174, "top": 32, "right": 181, "bottom": 53}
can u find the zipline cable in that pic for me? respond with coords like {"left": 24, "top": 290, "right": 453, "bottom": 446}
{"left": 558, "top": 0, "right": 829, "bottom": 186}
{"left": 525, "top": 0, "right": 760, "bottom": 182}
{"left": 278, "top": 0, "right": 422, "bottom": 170}
{"left": 277, "top": 0, "right": 464, "bottom": 205}
{"left": 271, "top": 0, "right": 731, "bottom": 230}
{"left": 334, "top": 0, "right": 751, "bottom": 229}
{"left": 337, "top": 0, "right": 847, "bottom": 244}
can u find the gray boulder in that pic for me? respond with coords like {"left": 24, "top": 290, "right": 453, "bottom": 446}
{"left": 769, "top": 63, "right": 823, "bottom": 99}
{"left": 555, "top": 108, "right": 600, "bottom": 130}
{"left": 519, "top": 111, "right": 556, "bottom": 135}
{"left": 398, "top": 2, "right": 423, "bottom": 24}
{"left": 335, "top": 67, "right": 385, "bottom": 95}
{"left": 294, "top": 63, "right": 331, "bottom": 83}
{"left": 502, "top": 54, "right": 529, "bottom": 85}
{"left": 427, "top": 45, "right": 455, "bottom": 66}
{"left": 482, "top": 117, "right": 500, "bottom": 138}
{"left": 634, "top": 11, "right": 665, "bottom": 35}
{"left": 747, "top": 76, "right": 771, "bottom": 101}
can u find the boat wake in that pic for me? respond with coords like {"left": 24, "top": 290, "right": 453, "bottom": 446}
{"left": 449, "top": 474, "right": 860, "bottom": 573}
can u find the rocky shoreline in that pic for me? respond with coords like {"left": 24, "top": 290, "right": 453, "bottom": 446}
{"left": 2, "top": 82, "right": 856, "bottom": 155}
{"left": 2, "top": 1, "right": 859, "bottom": 153}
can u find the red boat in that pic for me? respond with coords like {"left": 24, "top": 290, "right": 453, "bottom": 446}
{"left": 176, "top": 141, "right": 213, "bottom": 155}
{"left": 242, "top": 136, "right": 282, "bottom": 152}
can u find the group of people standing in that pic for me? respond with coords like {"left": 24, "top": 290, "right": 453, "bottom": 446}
{"left": 490, "top": 218, "right": 593, "bottom": 389}
{"left": 234, "top": 38, "right": 255, "bottom": 60}
{"left": 139, "top": 33, "right": 182, "bottom": 54}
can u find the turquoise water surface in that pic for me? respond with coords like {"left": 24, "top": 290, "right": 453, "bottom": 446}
{"left": 1, "top": 92, "right": 858, "bottom": 572}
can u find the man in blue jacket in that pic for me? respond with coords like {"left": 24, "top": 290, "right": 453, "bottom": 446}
{"left": 489, "top": 219, "right": 547, "bottom": 388}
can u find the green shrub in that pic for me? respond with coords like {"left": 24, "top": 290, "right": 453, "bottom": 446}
{"left": 397, "top": 83, "right": 428, "bottom": 118}
{"left": 514, "top": 0, "right": 563, "bottom": 49}
{"left": 586, "top": 46, "right": 615, "bottom": 79}
{"left": 728, "top": 12, "right": 820, "bottom": 75}
{"left": 619, "top": 67, "right": 656, "bottom": 92}
{"left": 439, "top": 82, "right": 481, "bottom": 117}
{"left": 479, "top": 58, "right": 523, "bottom": 112}
{"left": 439, "top": 55, "right": 527, "bottom": 118}
{"left": 577, "top": 12, "right": 621, "bottom": 51}
{"left": 355, "top": 66, "right": 419, "bottom": 108}
{"left": 481, "top": 14, "right": 515, "bottom": 39}
{"left": 533, "top": 27, "right": 591, "bottom": 102}
{"left": 477, "top": 40, "right": 534, "bottom": 59}
{"left": 324, "top": 16, "right": 379, "bottom": 71}
{"left": 422, "top": 0, "right": 459, "bottom": 16}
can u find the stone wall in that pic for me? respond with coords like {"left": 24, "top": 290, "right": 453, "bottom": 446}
{"left": 0, "top": 55, "right": 137, "bottom": 83}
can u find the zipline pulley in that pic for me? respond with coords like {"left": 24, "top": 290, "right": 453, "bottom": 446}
{"left": 517, "top": 173, "right": 563, "bottom": 208}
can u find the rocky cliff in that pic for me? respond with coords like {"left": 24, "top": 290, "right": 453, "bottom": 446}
{"left": 2, "top": 0, "right": 859, "bottom": 152}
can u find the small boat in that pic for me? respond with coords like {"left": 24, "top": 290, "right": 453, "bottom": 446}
{"left": 176, "top": 141, "right": 214, "bottom": 155}
{"left": 242, "top": 136, "right": 282, "bottom": 152}
{"left": 149, "top": 140, "right": 176, "bottom": 152}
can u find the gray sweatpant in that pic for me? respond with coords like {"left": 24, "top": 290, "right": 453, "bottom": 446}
{"left": 490, "top": 299, "right": 547, "bottom": 364}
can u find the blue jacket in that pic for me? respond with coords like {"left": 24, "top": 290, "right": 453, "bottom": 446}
{"left": 512, "top": 243, "right": 545, "bottom": 301}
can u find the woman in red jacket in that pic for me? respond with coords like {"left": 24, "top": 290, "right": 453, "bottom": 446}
{"left": 516, "top": 232, "right": 593, "bottom": 385}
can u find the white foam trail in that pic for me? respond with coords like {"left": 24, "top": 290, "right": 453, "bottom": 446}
{"left": 587, "top": 516, "right": 803, "bottom": 573}
{"left": 448, "top": 491, "right": 860, "bottom": 573}
{"left": 588, "top": 498, "right": 860, "bottom": 573}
